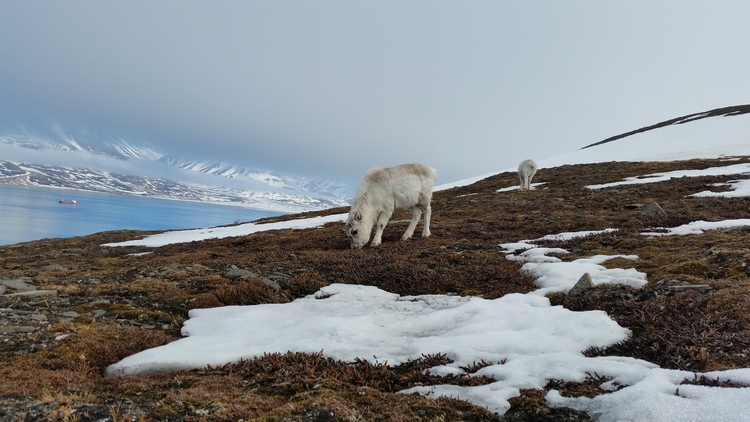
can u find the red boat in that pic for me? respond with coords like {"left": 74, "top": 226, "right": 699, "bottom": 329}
{"left": 59, "top": 199, "right": 77, "bottom": 205}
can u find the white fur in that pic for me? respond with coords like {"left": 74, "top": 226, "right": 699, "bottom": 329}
{"left": 518, "top": 159, "right": 538, "bottom": 191}
{"left": 346, "top": 163, "right": 437, "bottom": 249}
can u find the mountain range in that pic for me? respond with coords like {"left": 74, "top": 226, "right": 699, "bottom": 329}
{"left": 0, "top": 129, "right": 350, "bottom": 213}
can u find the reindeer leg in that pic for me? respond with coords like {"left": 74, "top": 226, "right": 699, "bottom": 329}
{"left": 421, "top": 204, "right": 432, "bottom": 238}
{"left": 401, "top": 206, "right": 422, "bottom": 240}
{"left": 371, "top": 211, "right": 392, "bottom": 246}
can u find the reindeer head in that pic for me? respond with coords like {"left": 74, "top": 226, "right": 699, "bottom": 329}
{"left": 345, "top": 210, "right": 370, "bottom": 249}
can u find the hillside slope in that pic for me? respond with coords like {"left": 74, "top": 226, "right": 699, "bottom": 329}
{"left": 582, "top": 104, "right": 750, "bottom": 149}
{"left": 1, "top": 154, "right": 749, "bottom": 420}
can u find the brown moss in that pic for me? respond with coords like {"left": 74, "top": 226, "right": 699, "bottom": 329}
{"left": 285, "top": 271, "right": 328, "bottom": 298}
{"left": 0, "top": 325, "right": 175, "bottom": 399}
{"left": 186, "top": 292, "right": 224, "bottom": 310}
{"left": 213, "top": 278, "right": 287, "bottom": 305}
{"left": 554, "top": 279, "right": 750, "bottom": 371}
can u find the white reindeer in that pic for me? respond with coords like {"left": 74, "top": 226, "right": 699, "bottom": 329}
{"left": 345, "top": 163, "right": 437, "bottom": 249}
{"left": 518, "top": 159, "right": 538, "bottom": 191}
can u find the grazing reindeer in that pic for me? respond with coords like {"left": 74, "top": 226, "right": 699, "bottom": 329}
{"left": 345, "top": 163, "right": 437, "bottom": 249}
{"left": 518, "top": 159, "right": 538, "bottom": 191}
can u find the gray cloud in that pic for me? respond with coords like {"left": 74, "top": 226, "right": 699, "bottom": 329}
{"left": 1, "top": 1, "right": 749, "bottom": 187}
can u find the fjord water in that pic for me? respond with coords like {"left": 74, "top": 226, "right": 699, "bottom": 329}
{"left": 0, "top": 184, "right": 282, "bottom": 246}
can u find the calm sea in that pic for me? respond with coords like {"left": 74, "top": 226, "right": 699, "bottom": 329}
{"left": 0, "top": 184, "right": 282, "bottom": 246}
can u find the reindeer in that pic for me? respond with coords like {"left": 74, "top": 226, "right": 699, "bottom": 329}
{"left": 345, "top": 163, "right": 437, "bottom": 249}
{"left": 518, "top": 159, "right": 538, "bottom": 191}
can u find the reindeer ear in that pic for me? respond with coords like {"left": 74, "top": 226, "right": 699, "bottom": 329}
{"left": 354, "top": 212, "right": 362, "bottom": 221}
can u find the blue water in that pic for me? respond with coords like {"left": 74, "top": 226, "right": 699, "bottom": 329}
{"left": 0, "top": 184, "right": 282, "bottom": 246}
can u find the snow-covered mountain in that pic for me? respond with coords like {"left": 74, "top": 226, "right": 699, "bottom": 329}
{"left": 541, "top": 104, "right": 750, "bottom": 168}
{"left": 0, "top": 128, "right": 350, "bottom": 213}
{"left": 0, "top": 130, "right": 163, "bottom": 160}
{"left": 581, "top": 104, "right": 750, "bottom": 149}
{"left": 159, "top": 155, "right": 351, "bottom": 198}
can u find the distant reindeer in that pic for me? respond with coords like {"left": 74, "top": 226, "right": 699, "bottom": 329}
{"left": 518, "top": 159, "right": 538, "bottom": 191}
{"left": 345, "top": 163, "right": 437, "bottom": 249}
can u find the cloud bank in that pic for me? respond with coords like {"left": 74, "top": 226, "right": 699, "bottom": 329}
{"left": 2, "top": 1, "right": 750, "bottom": 186}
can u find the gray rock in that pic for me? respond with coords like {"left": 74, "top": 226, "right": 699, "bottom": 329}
{"left": 568, "top": 273, "right": 594, "bottom": 296}
{"left": 266, "top": 272, "right": 292, "bottom": 281}
{"left": 262, "top": 278, "right": 282, "bottom": 290}
{"left": 667, "top": 284, "right": 712, "bottom": 291}
{"left": 0, "top": 308, "right": 31, "bottom": 315}
{"left": 225, "top": 265, "right": 257, "bottom": 279}
{"left": 1, "top": 290, "right": 58, "bottom": 298}
{"left": 640, "top": 202, "right": 666, "bottom": 215}
{"left": 2, "top": 279, "right": 37, "bottom": 291}
{"left": 262, "top": 272, "right": 291, "bottom": 290}
{"left": 40, "top": 264, "right": 67, "bottom": 272}
{"left": 63, "top": 311, "right": 81, "bottom": 318}
{"left": 92, "top": 309, "right": 107, "bottom": 317}
{"left": 0, "top": 285, "right": 5, "bottom": 295}
{"left": 0, "top": 326, "right": 37, "bottom": 333}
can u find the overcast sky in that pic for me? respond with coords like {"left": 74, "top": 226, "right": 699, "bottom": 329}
{"left": 1, "top": 1, "right": 748, "bottom": 186}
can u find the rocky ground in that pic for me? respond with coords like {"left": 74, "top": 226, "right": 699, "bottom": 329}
{"left": 1, "top": 158, "right": 749, "bottom": 421}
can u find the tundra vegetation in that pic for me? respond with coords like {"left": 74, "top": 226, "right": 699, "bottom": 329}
{"left": 1, "top": 157, "right": 749, "bottom": 421}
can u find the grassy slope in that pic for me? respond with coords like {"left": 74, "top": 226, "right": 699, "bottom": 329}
{"left": 1, "top": 157, "right": 749, "bottom": 421}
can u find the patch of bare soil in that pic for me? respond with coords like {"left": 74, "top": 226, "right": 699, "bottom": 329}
{"left": 1, "top": 157, "right": 749, "bottom": 421}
